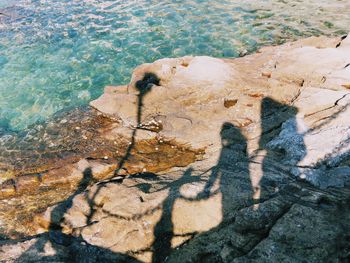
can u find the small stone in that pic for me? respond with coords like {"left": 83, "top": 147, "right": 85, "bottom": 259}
{"left": 239, "top": 49, "right": 248, "bottom": 57}
{"left": 262, "top": 72, "right": 272, "bottom": 78}
{"left": 224, "top": 99, "right": 238, "bottom": 108}
{"left": 0, "top": 185, "right": 16, "bottom": 198}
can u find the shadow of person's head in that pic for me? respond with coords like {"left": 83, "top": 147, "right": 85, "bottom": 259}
{"left": 220, "top": 122, "right": 246, "bottom": 148}
{"left": 79, "top": 167, "right": 93, "bottom": 190}
{"left": 218, "top": 122, "right": 248, "bottom": 169}
{"left": 259, "top": 97, "right": 298, "bottom": 148}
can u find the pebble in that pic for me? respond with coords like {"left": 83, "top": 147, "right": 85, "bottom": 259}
{"left": 262, "top": 72, "right": 272, "bottom": 78}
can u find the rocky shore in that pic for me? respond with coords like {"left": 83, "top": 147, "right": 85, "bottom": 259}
{"left": 1, "top": 33, "right": 350, "bottom": 262}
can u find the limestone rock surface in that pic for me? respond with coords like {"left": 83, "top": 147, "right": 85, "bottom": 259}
{"left": 1, "top": 33, "right": 350, "bottom": 262}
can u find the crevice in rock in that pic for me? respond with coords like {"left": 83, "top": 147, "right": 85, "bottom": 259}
{"left": 290, "top": 88, "right": 302, "bottom": 104}
{"left": 232, "top": 204, "right": 293, "bottom": 260}
{"left": 304, "top": 94, "right": 347, "bottom": 118}
{"left": 336, "top": 34, "right": 348, "bottom": 48}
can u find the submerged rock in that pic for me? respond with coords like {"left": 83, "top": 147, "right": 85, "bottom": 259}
{"left": 1, "top": 33, "right": 350, "bottom": 262}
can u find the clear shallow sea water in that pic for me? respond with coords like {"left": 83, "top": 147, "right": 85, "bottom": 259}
{"left": 0, "top": 0, "right": 349, "bottom": 131}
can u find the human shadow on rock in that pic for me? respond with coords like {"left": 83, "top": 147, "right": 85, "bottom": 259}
{"left": 49, "top": 168, "right": 94, "bottom": 238}
{"left": 14, "top": 167, "right": 141, "bottom": 263}
{"left": 256, "top": 97, "right": 306, "bottom": 204}
{"left": 198, "top": 122, "right": 252, "bottom": 219}
{"left": 15, "top": 167, "right": 95, "bottom": 261}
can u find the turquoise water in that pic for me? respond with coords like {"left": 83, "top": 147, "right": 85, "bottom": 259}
{"left": 0, "top": 0, "right": 349, "bottom": 131}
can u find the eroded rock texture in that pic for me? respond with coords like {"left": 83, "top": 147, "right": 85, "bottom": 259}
{"left": 1, "top": 34, "right": 350, "bottom": 262}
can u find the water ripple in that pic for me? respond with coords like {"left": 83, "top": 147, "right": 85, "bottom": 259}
{"left": 0, "top": 0, "right": 349, "bottom": 130}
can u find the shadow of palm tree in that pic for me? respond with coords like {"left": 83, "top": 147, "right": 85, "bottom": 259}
{"left": 85, "top": 73, "right": 160, "bottom": 225}
{"left": 114, "top": 73, "right": 160, "bottom": 178}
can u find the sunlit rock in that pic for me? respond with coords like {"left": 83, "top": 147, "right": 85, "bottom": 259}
{"left": 1, "top": 33, "right": 350, "bottom": 262}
